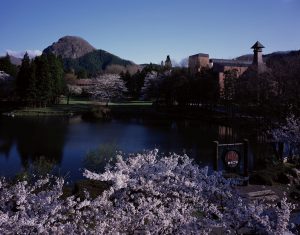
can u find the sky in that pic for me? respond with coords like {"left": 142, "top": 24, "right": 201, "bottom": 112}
{"left": 0, "top": 0, "right": 299, "bottom": 64}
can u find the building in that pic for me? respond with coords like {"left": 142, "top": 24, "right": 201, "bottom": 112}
{"left": 188, "top": 41, "right": 265, "bottom": 94}
{"left": 251, "top": 41, "right": 265, "bottom": 66}
{"left": 251, "top": 41, "right": 267, "bottom": 73}
{"left": 188, "top": 53, "right": 210, "bottom": 73}
{"left": 211, "top": 59, "right": 251, "bottom": 93}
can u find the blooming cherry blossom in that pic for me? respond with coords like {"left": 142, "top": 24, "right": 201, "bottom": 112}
{"left": 0, "top": 150, "right": 295, "bottom": 234}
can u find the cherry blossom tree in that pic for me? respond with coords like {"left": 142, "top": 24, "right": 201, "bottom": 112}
{"left": 0, "top": 71, "right": 14, "bottom": 99}
{"left": 141, "top": 71, "right": 163, "bottom": 101}
{"left": 271, "top": 114, "right": 300, "bottom": 162}
{"left": 88, "top": 74, "right": 127, "bottom": 105}
{"left": 0, "top": 150, "right": 294, "bottom": 234}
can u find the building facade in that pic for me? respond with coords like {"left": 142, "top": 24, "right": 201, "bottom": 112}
{"left": 188, "top": 53, "right": 210, "bottom": 74}
{"left": 188, "top": 41, "right": 265, "bottom": 95}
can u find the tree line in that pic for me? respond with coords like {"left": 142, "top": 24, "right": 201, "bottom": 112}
{"left": 0, "top": 53, "right": 64, "bottom": 107}
{"left": 1, "top": 50, "right": 299, "bottom": 117}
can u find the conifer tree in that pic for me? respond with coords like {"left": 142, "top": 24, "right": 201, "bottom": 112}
{"left": 35, "top": 54, "right": 51, "bottom": 107}
{"left": 0, "top": 53, "right": 18, "bottom": 77}
{"left": 16, "top": 52, "right": 31, "bottom": 102}
{"left": 26, "top": 61, "right": 37, "bottom": 106}
{"left": 47, "top": 54, "right": 64, "bottom": 104}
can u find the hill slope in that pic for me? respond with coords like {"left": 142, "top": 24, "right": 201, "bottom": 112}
{"left": 43, "top": 36, "right": 135, "bottom": 76}
{"left": 63, "top": 49, "right": 135, "bottom": 75}
{"left": 236, "top": 50, "right": 298, "bottom": 62}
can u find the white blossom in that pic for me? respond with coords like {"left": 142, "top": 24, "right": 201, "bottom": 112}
{"left": 141, "top": 71, "right": 162, "bottom": 100}
{"left": 88, "top": 74, "right": 127, "bottom": 104}
{"left": 271, "top": 114, "right": 300, "bottom": 160}
{"left": 0, "top": 151, "right": 295, "bottom": 234}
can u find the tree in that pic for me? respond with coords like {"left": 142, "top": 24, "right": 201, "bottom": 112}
{"left": 64, "top": 72, "right": 82, "bottom": 105}
{"left": 83, "top": 150, "right": 294, "bottom": 234}
{"left": 189, "top": 68, "right": 219, "bottom": 107}
{"left": 34, "top": 54, "right": 52, "bottom": 107}
{"left": 267, "top": 51, "right": 300, "bottom": 115}
{"left": 223, "top": 69, "right": 239, "bottom": 101}
{"left": 16, "top": 53, "right": 31, "bottom": 102}
{"left": 271, "top": 114, "right": 300, "bottom": 163}
{"left": 0, "top": 54, "right": 18, "bottom": 77}
{"left": 25, "top": 61, "right": 37, "bottom": 106}
{"left": 0, "top": 150, "right": 294, "bottom": 234}
{"left": 76, "top": 69, "right": 87, "bottom": 79}
{"left": 141, "top": 71, "right": 162, "bottom": 101}
{"left": 47, "top": 54, "right": 64, "bottom": 104}
{"left": 0, "top": 71, "right": 14, "bottom": 99}
{"left": 235, "top": 66, "right": 277, "bottom": 115}
{"left": 159, "top": 70, "right": 191, "bottom": 106}
{"left": 88, "top": 74, "right": 127, "bottom": 105}
{"left": 164, "top": 55, "right": 172, "bottom": 70}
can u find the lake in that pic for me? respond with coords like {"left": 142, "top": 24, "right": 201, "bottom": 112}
{"left": 0, "top": 115, "right": 273, "bottom": 182}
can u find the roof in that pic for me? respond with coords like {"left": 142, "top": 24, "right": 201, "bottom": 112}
{"left": 189, "top": 53, "right": 209, "bottom": 58}
{"left": 75, "top": 79, "right": 95, "bottom": 86}
{"left": 211, "top": 59, "right": 251, "bottom": 67}
{"left": 251, "top": 41, "right": 265, "bottom": 49}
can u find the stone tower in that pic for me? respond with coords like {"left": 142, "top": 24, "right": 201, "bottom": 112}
{"left": 251, "top": 41, "right": 265, "bottom": 65}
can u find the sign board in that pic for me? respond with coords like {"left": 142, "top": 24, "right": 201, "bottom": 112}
{"left": 223, "top": 150, "right": 240, "bottom": 168}
{"left": 213, "top": 139, "right": 249, "bottom": 178}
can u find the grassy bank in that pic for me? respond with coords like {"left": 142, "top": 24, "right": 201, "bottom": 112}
{"left": 5, "top": 97, "right": 93, "bottom": 116}
{"left": 4, "top": 98, "right": 153, "bottom": 117}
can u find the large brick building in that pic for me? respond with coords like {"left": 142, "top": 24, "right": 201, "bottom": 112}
{"left": 188, "top": 41, "right": 265, "bottom": 94}
{"left": 188, "top": 53, "right": 210, "bottom": 74}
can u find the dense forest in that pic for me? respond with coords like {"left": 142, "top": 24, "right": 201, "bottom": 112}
{"left": 15, "top": 53, "right": 64, "bottom": 107}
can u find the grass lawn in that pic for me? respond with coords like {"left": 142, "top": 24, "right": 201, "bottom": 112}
{"left": 108, "top": 101, "right": 153, "bottom": 106}
{"left": 11, "top": 97, "right": 93, "bottom": 116}
{"left": 8, "top": 98, "right": 153, "bottom": 116}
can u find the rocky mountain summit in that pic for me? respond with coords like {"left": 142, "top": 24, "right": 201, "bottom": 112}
{"left": 43, "top": 36, "right": 96, "bottom": 59}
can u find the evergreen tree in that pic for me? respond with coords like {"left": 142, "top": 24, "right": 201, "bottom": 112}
{"left": 16, "top": 53, "right": 31, "bottom": 102}
{"left": 35, "top": 54, "right": 51, "bottom": 107}
{"left": 164, "top": 55, "right": 172, "bottom": 70}
{"left": 26, "top": 62, "right": 37, "bottom": 106}
{"left": 47, "top": 54, "right": 64, "bottom": 104}
{"left": 0, "top": 54, "right": 18, "bottom": 77}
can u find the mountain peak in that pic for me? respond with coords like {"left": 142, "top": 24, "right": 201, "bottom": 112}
{"left": 43, "top": 35, "right": 96, "bottom": 59}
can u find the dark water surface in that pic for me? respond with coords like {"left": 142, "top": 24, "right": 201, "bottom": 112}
{"left": 0, "top": 116, "right": 272, "bottom": 182}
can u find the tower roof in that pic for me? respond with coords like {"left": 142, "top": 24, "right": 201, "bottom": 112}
{"left": 251, "top": 41, "right": 265, "bottom": 49}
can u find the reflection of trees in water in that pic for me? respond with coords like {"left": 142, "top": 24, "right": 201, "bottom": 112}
{"left": 0, "top": 117, "right": 68, "bottom": 168}
{"left": 0, "top": 117, "right": 15, "bottom": 158}
{"left": 0, "top": 135, "right": 14, "bottom": 158}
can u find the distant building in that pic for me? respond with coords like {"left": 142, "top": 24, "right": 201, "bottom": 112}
{"left": 188, "top": 53, "right": 210, "bottom": 73}
{"left": 188, "top": 41, "right": 266, "bottom": 94}
{"left": 211, "top": 59, "right": 251, "bottom": 93}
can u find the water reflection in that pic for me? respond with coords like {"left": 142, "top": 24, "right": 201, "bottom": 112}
{"left": 0, "top": 116, "right": 67, "bottom": 168}
{"left": 0, "top": 116, "right": 273, "bottom": 181}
